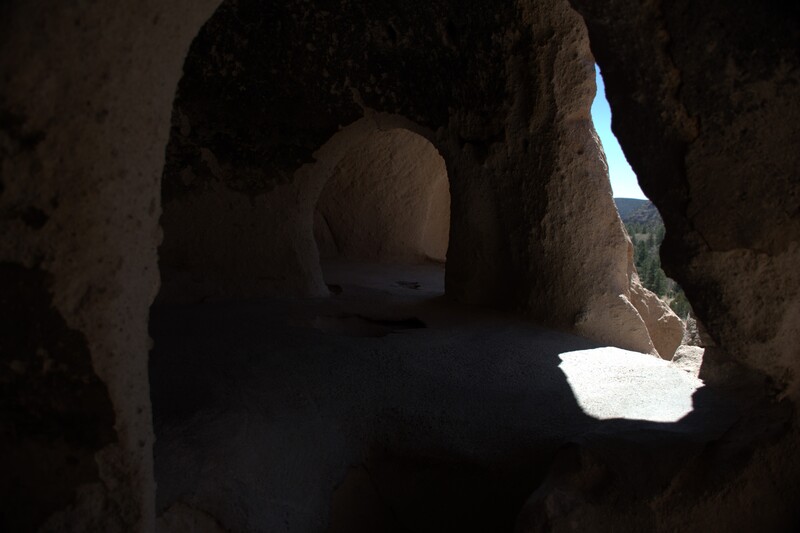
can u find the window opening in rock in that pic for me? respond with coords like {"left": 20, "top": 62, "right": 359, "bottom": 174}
{"left": 591, "top": 64, "right": 703, "bottom": 380}
{"left": 313, "top": 127, "right": 450, "bottom": 299}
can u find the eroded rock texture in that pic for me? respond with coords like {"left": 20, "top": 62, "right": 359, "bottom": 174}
{"left": 0, "top": 265, "right": 116, "bottom": 532}
{"left": 629, "top": 276, "right": 684, "bottom": 360}
{"left": 570, "top": 0, "right": 800, "bottom": 394}
{"left": 314, "top": 128, "right": 450, "bottom": 264}
{"left": 565, "top": 0, "right": 800, "bottom": 529}
{"left": 0, "top": 1, "right": 221, "bottom": 530}
{"left": 158, "top": 0, "right": 656, "bottom": 353}
{"left": 1, "top": 0, "right": 798, "bottom": 530}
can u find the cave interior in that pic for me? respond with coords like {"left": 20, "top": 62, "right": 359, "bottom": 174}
{"left": 1, "top": 0, "right": 799, "bottom": 531}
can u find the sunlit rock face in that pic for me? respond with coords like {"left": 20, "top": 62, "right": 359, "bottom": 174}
{"left": 629, "top": 276, "right": 684, "bottom": 360}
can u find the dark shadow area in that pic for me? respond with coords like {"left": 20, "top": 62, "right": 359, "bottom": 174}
{"left": 0, "top": 264, "right": 117, "bottom": 532}
{"left": 309, "top": 314, "right": 426, "bottom": 338}
{"left": 149, "top": 279, "right": 741, "bottom": 531}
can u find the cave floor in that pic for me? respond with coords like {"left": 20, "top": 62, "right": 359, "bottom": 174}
{"left": 150, "top": 261, "right": 738, "bottom": 532}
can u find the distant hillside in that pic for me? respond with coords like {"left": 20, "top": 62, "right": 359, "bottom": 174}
{"left": 614, "top": 198, "right": 663, "bottom": 227}
{"left": 614, "top": 198, "right": 649, "bottom": 220}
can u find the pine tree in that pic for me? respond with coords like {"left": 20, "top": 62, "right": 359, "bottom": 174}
{"left": 635, "top": 241, "right": 647, "bottom": 267}
{"left": 643, "top": 257, "right": 656, "bottom": 288}
{"left": 624, "top": 223, "right": 634, "bottom": 237}
{"left": 670, "top": 289, "right": 692, "bottom": 319}
{"left": 652, "top": 267, "right": 667, "bottom": 296}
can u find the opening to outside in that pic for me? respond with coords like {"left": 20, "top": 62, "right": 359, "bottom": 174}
{"left": 557, "top": 65, "right": 707, "bottom": 418}
{"left": 592, "top": 65, "right": 692, "bottom": 322}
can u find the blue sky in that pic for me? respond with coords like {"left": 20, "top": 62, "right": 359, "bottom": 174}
{"left": 590, "top": 66, "right": 647, "bottom": 200}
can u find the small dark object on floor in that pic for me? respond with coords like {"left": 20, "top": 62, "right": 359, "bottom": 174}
{"left": 311, "top": 314, "right": 426, "bottom": 337}
{"left": 327, "top": 284, "right": 344, "bottom": 295}
{"left": 397, "top": 281, "right": 421, "bottom": 290}
{"left": 359, "top": 315, "right": 426, "bottom": 330}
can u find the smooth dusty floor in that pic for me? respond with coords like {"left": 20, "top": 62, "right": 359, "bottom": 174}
{"left": 150, "top": 262, "right": 735, "bottom": 532}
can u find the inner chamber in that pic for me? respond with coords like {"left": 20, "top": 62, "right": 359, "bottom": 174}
{"left": 314, "top": 128, "right": 450, "bottom": 292}
{"left": 316, "top": 128, "right": 449, "bottom": 265}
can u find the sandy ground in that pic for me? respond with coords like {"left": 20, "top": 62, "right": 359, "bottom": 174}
{"left": 150, "top": 262, "right": 735, "bottom": 532}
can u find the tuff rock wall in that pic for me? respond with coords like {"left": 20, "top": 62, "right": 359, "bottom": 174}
{"left": 530, "top": 0, "right": 800, "bottom": 529}
{"left": 159, "top": 0, "right": 654, "bottom": 353}
{"left": 314, "top": 128, "right": 450, "bottom": 264}
{"left": 0, "top": 1, "right": 221, "bottom": 530}
{"left": 1, "top": 0, "right": 797, "bottom": 530}
{"left": 569, "top": 0, "right": 800, "bottom": 399}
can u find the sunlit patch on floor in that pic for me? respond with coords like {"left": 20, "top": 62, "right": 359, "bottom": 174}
{"left": 558, "top": 348, "right": 701, "bottom": 423}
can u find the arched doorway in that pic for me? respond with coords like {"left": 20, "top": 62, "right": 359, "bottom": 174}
{"left": 315, "top": 128, "right": 449, "bottom": 265}
{"left": 314, "top": 127, "right": 450, "bottom": 296}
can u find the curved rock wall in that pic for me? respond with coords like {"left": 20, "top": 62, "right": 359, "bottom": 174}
{"left": 0, "top": 1, "right": 663, "bottom": 524}
{"left": 158, "top": 0, "right": 514, "bottom": 301}
{"left": 160, "top": 0, "right": 652, "bottom": 353}
{"left": 0, "top": 1, "right": 222, "bottom": 530}
{"left": 314, "top": 128, "right": 450, "bottom": 264}
{"left": 158, "top": 115, "right": 445, "bottom": 302}
{"left": 567, "top": 0, "right": 800, "bottom": 528}
{"left": 569, "top": 0, "right": 800, "bottom": 397}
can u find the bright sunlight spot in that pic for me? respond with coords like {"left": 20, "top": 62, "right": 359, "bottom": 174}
{"left": 558, "top": 348, "right": 700, "bottom": 422}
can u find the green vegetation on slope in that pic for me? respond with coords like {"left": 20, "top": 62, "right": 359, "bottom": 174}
{"left": 613, "top": 197, "right": 649, "bottom": 220}
{"left": 615, "top": 199, "right": 692, "bottom": 319}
